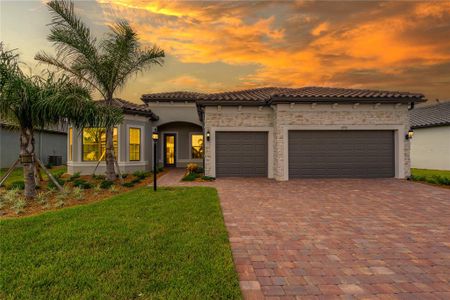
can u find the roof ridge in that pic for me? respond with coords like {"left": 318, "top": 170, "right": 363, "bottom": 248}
{"left": 141, "top": 86, "right": 426, "bottom": 103}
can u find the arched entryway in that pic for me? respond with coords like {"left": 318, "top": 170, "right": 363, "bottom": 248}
{"left": 156, "top": 122, "right": 204, "bottom": 168}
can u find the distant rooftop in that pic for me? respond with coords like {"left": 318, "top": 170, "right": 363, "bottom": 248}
{"left": 410, "top": 101, "right": 450, "bottom": 128}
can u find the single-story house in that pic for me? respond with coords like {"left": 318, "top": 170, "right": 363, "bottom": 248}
{"left": 0, "top": 121, "right": 67, "bottom": 169}
{"left": 410, "top": 101, "right": 450, "bottom": 171}
{"left": 67, "top": 87, "right": 425, "bottom": 180}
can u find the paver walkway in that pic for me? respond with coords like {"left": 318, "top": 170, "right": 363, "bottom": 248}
{"left": 159, "top": 170, "right": 450, "bottom": 299}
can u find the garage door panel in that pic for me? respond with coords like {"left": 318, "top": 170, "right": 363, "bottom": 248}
{"left": 216, "top": 132, "right": 268, "bottom": 177}
{"left": 289, "top": 130, "right": 395, "bottom": 178}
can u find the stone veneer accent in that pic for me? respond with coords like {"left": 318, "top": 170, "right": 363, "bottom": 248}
{"left": 204, "top": 104, "right": 411, "bottom": 180}
{"left": 204, "top": 106, "right": 273, "bottom": 176}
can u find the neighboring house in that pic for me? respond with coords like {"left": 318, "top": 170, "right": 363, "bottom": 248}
{"left": 410, "top": 102, "right": 450, "bottom": 171}
{"left": 68, "top": 87, "right": 425, "bottom": 180}
{"left": 0, "top": 121, "right": 67, "bottom": 169}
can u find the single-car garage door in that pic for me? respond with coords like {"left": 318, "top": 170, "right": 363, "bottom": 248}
{"left": 216, "top": 131, "right": 268, "bottom": 177}
{"left": 289, "top": 130, "right": 395, "bottom": 178}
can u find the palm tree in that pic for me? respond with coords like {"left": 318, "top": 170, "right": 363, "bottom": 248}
{"left": 36, "top": 0, "right": 165, "bottom": 181}
{"left": 0, "top": 45, "right": 122, "bottom": 199}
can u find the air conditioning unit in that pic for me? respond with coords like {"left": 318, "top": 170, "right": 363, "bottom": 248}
{"left": 48, "top": 155, "right": 62, "bottom": 166}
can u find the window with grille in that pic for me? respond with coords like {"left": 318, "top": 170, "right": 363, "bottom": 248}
{"left": 129, "top": 128, "right": 141, "bottom": 161}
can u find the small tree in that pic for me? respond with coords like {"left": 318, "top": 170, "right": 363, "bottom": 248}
{"left": 0, "top": 45, "right": 122, "bottom": 199}
{"left": 36, "top": 0, "right": 165, "bottom": 181}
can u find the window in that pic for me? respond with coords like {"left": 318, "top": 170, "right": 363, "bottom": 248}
{"left": 191, "top": 134, "right": 203, "bottom": 159}
{"left": 69, "top": 128, "right": 73, "bottom": 161}
{"left": 129, "top": 128, "right": 141, "bottom": 161}
{"left": 82, "top": 128, "right": 118, "bottom": 161}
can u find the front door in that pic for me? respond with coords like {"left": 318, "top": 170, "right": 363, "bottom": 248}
{"left": 164, "top": 134, "right": 176, "bottom": 167}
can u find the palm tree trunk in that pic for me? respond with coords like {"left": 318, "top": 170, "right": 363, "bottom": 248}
{"left": 20, "top": 127, "right": 36, "bottom": 199}
{"left": 105, "top": 126, "right": 116, "bottom": 181}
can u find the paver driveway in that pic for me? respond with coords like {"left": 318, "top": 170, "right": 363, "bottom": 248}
{"left": 214, "top": 178, "right": 450, "bottom": 299}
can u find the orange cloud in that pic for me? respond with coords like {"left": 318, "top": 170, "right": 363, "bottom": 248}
{"left": 311, "top": 22, "right": 329, "bottom": 36}
{"left": 163, "top": 75, "right": 224, "bottom": 92}
{"left": 97, "top": 0, "right": 450, "bottom": 99}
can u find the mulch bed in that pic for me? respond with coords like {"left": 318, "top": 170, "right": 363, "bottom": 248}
{"left": 0, "top": 171, "right": 166, "bottom": 219}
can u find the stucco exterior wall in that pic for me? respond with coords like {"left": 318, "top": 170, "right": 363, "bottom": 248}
{"left": 158, "top": 122, "right": 203, "bottom": 168}
{"left": 67, "top": 114, "right": 153, "bottom": 175}
{"left": 203, "top": 103, "right": 411, "bottom": 180}
{"left": 147, "top": 102, "right": 202, "bottom": 126}
{"left": 411, "top": 126, "right": 450, "bottom": 170}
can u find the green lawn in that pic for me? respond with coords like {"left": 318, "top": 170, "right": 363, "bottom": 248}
{"left": 411, "top": 168, "right": 450, "bottom": 178}
{"left": 0, "top": 187, "right": 241, "bottom": 299}
{"left": 0, "top": 166, "right": 67, "bottom": 187}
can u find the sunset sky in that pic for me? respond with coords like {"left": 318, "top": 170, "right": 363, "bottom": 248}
{"left": 1, "top": 1, "right": 450, "bottom": 103}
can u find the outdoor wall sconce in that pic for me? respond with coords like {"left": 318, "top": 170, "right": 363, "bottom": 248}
{"left": 206, "top": 131, "right": 211, "bottom": 141}
{"left": 405, "top": 129, "right": 414, "bottom": 140}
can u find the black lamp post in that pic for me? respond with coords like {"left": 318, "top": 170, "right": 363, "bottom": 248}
{"left": 152, "top": 130, "right": 159, "bottom": 191}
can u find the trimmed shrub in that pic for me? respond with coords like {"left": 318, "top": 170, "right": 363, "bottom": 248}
{"left": 133, "top": 171, "right": 148, "bottom": 179}
{"left": 182, "top": 173, "right": 199, "bottom": 181}
{"left": 201, "top": 176, "right": 215, "bottom": 181}
{"left": 122, "top": 182, "right": 135, "bottom": 188}
{"left": 52, "top": 170, "right": 65, "bottom": 179}
{"left": 8, "top": 180, "right": 25, "bottom": 190}
{"left": 410, "top": 174, "right": 450, "bottom": 186}
{"left": 130, "top": 178, "right": 142, "bottom": 184}
{"left": 121, "top": 173, "right": 128, "bottom": 179}
{"left": 157, "top": 166, "right": 164, "bottom": 173}
{"left": 410, "top": 175, "right": 426, "bottom": 181}
{"left": 99, "top": 180, "right": 114, "bottom": 189}
{"left": 69, "top": 172, "right": 81, "bottom": 182}
{"left": 92, "top": 174, "right": 106, "bottom": 180}
{"left": 72, "top": 179, "right": 93, "bottom": 189}
{"left": 431, "top": 175, "right": 450, "bottom": 186}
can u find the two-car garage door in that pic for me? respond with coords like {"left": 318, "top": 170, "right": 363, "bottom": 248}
{"left": 214, "top": 130, "right": 395, "bottom": 178}
{"left": 289, "top": 130, "right": 395, "bottom": 178}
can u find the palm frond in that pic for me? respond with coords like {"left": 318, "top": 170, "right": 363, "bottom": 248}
{"left": 46, "top": 0, "right": 98, "bottom": 63}
{"left": 3, "top": 47, "right": 122, "bottom": 132}
{"left": 35, "top": 51, "right": 102, "bottom": 96}
{"left": 38, "top": 0, "right": 164, "bottom": 109}
{"left": 114, "top": 45, "right": 165, "bottom": 91}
